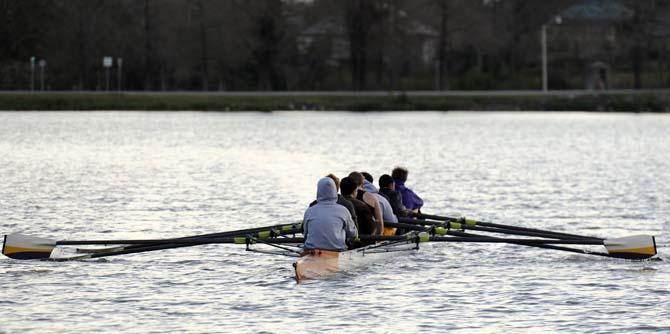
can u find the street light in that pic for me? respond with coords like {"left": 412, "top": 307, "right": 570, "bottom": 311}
{"left": 541, "top": 15, "right": 562, "bottom": 92}
{"left": 103, "top": 57, "right": 113, "bottom": 91}
{"left": 38, "top": 59, "right": 47, "bottom": 91}
{"left": 30, "top": 57, "right": 36, "bottom": 91}
{"left": 117, "top": 58, "right": 123, "bottom": 92}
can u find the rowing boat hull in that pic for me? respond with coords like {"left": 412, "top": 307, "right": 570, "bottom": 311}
{"left": 293, "top": 237, "right": 419, "bottom": 283}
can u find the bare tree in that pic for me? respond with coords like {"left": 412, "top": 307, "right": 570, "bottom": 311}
{"left": 344, "top": 0, "right": 392, "bottom": 90}
{"left": 620, "top": 0, "right": 663, "bottom": 89}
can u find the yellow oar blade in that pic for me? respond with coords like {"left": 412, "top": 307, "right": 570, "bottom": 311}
{"left": 604, "top": 235, "right": 657, "bottom": 260}
{"left": 2, "top": 234, "right": 57, "bottom": 260}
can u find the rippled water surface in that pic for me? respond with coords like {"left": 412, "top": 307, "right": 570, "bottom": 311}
{"left": 1, "top": 111, "right": 669, "bottom": 333}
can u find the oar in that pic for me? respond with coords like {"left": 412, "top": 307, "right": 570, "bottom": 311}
{"left": 389, "top": 220, "right": 657, "bottom": 260}
{"left": 119, "top": 221, "right": 303, "bottom": 251}
{"left": 417, "top": 213, "right": 601, "bottom": 241}
{"left": 50, "top": 236, "right": 307, "bottom": 261}
{"left": 4, "top": 221, "right": 657, "bottom": 261}
{"left": 399, "top": 217, "right": 602, "bottom": 241}
{"left": 2, "top": 222, "right": 302, "bottom": 260}
{"left": 366, "top": 232, "right": 655, "bottom": 260}
{"left": 53, "top": 233, "right": 657, "bottom": 262}
{"left": 364, "top": 233, "right": 608, "bottom": 246}
{"left": 417, "top": 214, "right": 658, "bottom": 259}
{"left": 444, "top": 230, "right": 614, "bottom": 259}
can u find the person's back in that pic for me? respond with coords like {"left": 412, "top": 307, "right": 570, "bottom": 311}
{"left": 303, "top": 177, "right": 358, "bottom": 251}
{"left": 392, "top": 167, "right": 424, "bottom": 212}
{"left": 361, "top": 176, "right": 398, "bottom": 236}
{"left": 363, "top": 179, "right": 398, "bottom": 224}
{"left": 340, "top": 177, "right": 376, "bottom": 235}
{"left": 349, "top": 171, "right": 384, "bottom": 235}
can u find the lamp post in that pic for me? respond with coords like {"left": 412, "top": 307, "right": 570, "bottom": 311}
{"left": 541, "top": 16, "right": 562, "bottom": 92}
{"left": 103, "top": 57, "right": 113, "bottom": 91}
{"left": 30, "top": 57, "right": 36, "bottom": 91}
{"left": 38, "top": 59, "right": 47, "bottom": 91}
{"left": 117, "top": 58, "right": 123, "bottom": 92}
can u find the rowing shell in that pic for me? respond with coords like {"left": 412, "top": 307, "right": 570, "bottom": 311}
{"left": 293, "top": 233, "right": 423, "bottom": 283}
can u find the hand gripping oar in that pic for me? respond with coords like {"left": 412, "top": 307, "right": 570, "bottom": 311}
{"left": 2, "top": 222, "right": 302, "bottom": 260}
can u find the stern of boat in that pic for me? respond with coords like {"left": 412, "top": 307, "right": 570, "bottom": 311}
{"left": 293, "top": 250, "right": 340, "bottom": 283}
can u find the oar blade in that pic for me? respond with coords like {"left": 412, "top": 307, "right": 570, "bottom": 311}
{"left": 2, "top": 234, "right": 57, "bottom": 260}
{"left": 604, "top": 235, "right": 657, "bottom": 260}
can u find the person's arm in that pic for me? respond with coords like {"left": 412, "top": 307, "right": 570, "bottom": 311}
{"left": 409, "top": 189, "right": 424, "bottom": 209}
{"left": 302, "top": 213, "right": 309, "bottom": 238}
{"left": 344, "top": 211, "right": 358, "bottom": 239}
{"left": 343, "top": 200, "right": 357, "bottom": 225}
{"left": 392, "top": 193, "right": 408, "bottom": 217}
{"left": 363, "top": 192, "right": 384, "bottom": 235}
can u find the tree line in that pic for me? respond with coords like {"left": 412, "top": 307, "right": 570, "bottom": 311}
{"left": 1, "top": 0, "right": 668, "bottom": 91}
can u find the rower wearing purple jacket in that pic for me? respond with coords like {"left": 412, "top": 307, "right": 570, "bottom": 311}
{"left": 392, "top": 167, "right": 424, "bottom": 213}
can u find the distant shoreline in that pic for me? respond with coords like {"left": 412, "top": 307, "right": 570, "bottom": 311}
{"left": 0, "top": 90, "right": 668, "bottom": 112}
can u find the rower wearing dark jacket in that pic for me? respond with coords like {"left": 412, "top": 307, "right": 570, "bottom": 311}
{"left": 378, "top": 174, "right": 409, "bottom": 217}
{"left": 340, "top": 177, "right": 376, "bottom": 235}
{"left": 303, "top": 177, "right": 358, "bottom": 251}
{"left": 360, "top": 172, "right": 398, "bottom": 236}
{"left": 362, "top": 176, "right": 397, "bottom": 224}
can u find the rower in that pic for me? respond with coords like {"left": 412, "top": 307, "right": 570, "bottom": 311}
{"left": 361, "top": 172, "right": 388, "bottom": 199}
{"left": 340, "top": 176, "right": 376, "bottom": 236}
{"left": 359, "top": 172, "right": 399, "bottom": 235}
{"left": 392, "top": 167, "right": 424, "bottom": 213}
{"left": 348, "top": 172, "right": 384, "bottom": 235}
{"left": 309, "top": 173, "right": 357, "bottom": 225}
{"left": 303, "top": 177, "right": 358, "bottom": 251}
{"left": 378, "top": 174, "right": 409, "bottom": 217}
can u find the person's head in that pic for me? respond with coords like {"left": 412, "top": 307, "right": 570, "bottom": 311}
{"left": 379, "top": 174, "right": 394, "bottom": 190}
{"left": 326, "top": 173, "right": 340, "bottom": 191}
{"left": 361, "top": 172, "right": 373, "bottom": 183}
{"left": 340, "top": 176, "right": 358, "bottom": 198}
{"left": 348, "top": 172, "right": 365, "bottom": 188}
{"left": 316, "top": 177, "right": 337, "bottom": 203}
{"left": 391, "top": 167, "right": 408, "bottom": 183}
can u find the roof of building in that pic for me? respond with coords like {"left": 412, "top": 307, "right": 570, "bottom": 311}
{"left": 302, "top": 16, "right": 346, "bottom": 36}
{"left": 561, "top": 0, "right": 633, "bottom": 22}
{"left": 301, "top": 15, "right": 437, "bottom": 37}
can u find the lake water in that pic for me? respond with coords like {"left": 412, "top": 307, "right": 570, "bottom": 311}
{"left": 0, "top": 111, "right": 668, "bottom": 333}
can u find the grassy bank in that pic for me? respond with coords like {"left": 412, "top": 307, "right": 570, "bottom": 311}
{"left": 0, "top": 92, "right": 668, "bottom": 112}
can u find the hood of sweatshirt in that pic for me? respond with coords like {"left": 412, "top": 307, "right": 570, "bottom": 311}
{"left": 316, "top": 177, "right": 338, "bottom": 204}
{"left": 362, "top": 180, "right": 379, "bottom": 193}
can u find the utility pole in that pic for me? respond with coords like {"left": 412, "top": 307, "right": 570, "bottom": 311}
{"left": 541, "top": 24, "right": 547, "bottom": 92}
{"left": 541, "top": 16, "right": 562, "bottom": 92}
{"left": 144, "top": 0, "right": 153, "bottom": 90}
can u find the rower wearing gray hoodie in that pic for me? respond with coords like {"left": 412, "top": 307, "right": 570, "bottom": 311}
{"left": 303, "top": 177, "right": 358, "bottom": 251}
